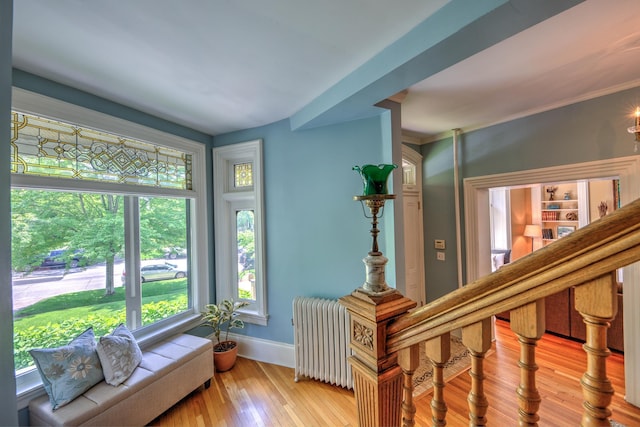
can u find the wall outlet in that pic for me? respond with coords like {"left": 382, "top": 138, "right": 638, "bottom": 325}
{"left": 437, "top": 251, "right": 445, "bottom": 261}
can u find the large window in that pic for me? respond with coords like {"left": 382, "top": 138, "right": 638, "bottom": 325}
{"left": 213, "top": 140, "right": 267, "bottom": 325}
{"left": 11, "top": 89, "right": 208, "bottom": 395}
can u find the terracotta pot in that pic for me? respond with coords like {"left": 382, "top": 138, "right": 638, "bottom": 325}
{"left": 213, "top": 341, "right": 238, "bottom": 372}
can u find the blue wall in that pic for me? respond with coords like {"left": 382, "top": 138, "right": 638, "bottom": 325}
{"left": 421, "top": 87, "right": 640, "bottom": 301}
{"left": 214, "top": 117, "right": 391, "bottom": 344}
{"left": 421, "top": 137, "right": 459, "bottom": 301}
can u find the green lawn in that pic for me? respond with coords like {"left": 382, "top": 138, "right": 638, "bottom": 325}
{"left": 13, "top": 279, "right": 190, "bottom": 370}
{"left": 15, "top": 279, "right": 188, "bottom": 322}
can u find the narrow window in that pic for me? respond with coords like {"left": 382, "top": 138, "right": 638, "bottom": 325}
{"left": 402, "top": 158, "right": 416, "bottom": 186}
{"left": 213, "top": 140, "right": 267, "bottom": 325}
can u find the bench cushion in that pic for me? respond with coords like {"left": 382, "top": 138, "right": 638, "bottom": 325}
{"left": 29, "top": 333, "right": 213, "bottom": 426}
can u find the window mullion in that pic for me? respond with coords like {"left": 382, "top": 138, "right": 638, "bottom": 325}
{"left": 124, "top": 196, "right": 142, "bottom": 329}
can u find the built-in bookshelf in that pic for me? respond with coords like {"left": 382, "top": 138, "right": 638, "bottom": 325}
{"left": 540, "top": 183, "right": 584, "bottom": 245}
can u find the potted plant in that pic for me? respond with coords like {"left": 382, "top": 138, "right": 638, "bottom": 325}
{"left": 201, "top": 299, "right": 249, "bottom": 372}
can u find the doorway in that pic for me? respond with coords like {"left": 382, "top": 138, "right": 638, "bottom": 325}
{"left": 489, "top": 178, "right": 625, "bottom": 352}
{"left": 463, "top": 156, "right": 640, "bottom": 406}
{"left": 402, "top": 146, "right": 425, "bottom": 306}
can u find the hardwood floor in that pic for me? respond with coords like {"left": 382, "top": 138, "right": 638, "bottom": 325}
{"left": 151, "top": 320, "right": 640, "bottom": 426}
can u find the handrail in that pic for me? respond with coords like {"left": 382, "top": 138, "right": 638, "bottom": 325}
{"left": 386, "top": 197, "right": 640, "bottom": 354}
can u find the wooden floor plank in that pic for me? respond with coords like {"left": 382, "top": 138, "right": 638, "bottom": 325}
{"left": 151, "top": 320, "right": 640, "bottom": 426}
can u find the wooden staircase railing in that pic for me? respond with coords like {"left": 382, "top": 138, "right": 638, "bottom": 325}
{"left": 340, "top": 197, "right": 640, "bottom": 427}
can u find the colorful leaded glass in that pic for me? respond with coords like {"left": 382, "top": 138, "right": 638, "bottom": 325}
{"left": 10, "top": 111, "right": 192, "bottom": 190}
{"left": 234, "top": 162, "right": 253, "bottom": 188}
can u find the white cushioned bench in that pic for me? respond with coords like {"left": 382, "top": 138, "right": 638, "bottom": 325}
{"left": 29, "top": 333, "right": 213, "bottom": 426}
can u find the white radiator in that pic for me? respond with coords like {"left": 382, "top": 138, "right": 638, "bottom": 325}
{"left": 293, "top": 297, "right": 353, "bottom": 389}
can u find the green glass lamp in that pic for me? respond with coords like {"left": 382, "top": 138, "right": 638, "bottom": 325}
{"left": 352, "top": 163, "right": 397, "bottom": 294}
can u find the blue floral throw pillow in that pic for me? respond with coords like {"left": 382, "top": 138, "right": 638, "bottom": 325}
{"left": 29, "top": 327, "right": 104, "bottom": 410}
{"left": 96, "top": 324, "right": 142, "bottom": 386}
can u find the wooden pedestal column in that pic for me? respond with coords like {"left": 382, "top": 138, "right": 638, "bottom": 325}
{"left": 462, "top": 318, "right": 492, "bottom": 427}
{"left": 340, "top": 289, "right": 417, "bottom": 427}
{"left": 574, "top": 273, "right": 618, "bottom": 427}
{"left": 398, "top": 344, "right": 420, "bottom": 427}
{"left": 510, "top": 300, "right": 545, "bottom": 426}
{"left": 425, "top": 332, "right": 451, "bottom": 426}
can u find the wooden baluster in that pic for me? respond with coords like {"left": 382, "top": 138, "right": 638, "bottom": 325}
{"left": 574, "top": 273, "right": 618, "bottom": 427}
{"left": 425, "top": 332, "right": 451, "bottom": 427}
{"left": 340, "top": 290, "right": 417, "bottom": 427}
{"left": 510, "top": 300, "right": 545, "bottom": 426}
{"left": 398, "top": 343, "right": 420, "bottom": 427}
{"left": 462, "top": 318, "right": 492, "bottom": 427}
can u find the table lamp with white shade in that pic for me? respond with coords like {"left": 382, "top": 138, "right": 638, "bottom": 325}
{"left": 524, "top": 224, "right": 542, "bottom": 252}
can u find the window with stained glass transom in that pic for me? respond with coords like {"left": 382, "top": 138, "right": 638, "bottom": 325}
{"left": 10, "top": 90, "right": 208, "bottom": 399}
{"left": 10, "top": 111, "right": 192, "bottom": 190}
{"left": 213, "top": 140, "right": 266, "bottom": 325}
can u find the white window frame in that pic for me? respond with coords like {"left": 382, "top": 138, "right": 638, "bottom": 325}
{"left": 213, "top": 139, "right": 267, "bottom": 325}
{"left": 11, "top": 88, "right": 209, "bottom": 405}
{"left": 489, "top": 188, "right": 511, "bottom": 250}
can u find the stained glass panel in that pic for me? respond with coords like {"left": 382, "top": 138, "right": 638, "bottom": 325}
{"left": 10, "top": 111, "right": 192, "bottom": 190}
{"left": 234, "top": 162, "right": 253, "bottom": 188}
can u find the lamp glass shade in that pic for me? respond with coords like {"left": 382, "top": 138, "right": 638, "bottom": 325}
{"left": 524, "top": 224, "right": 542, "bottom": 238}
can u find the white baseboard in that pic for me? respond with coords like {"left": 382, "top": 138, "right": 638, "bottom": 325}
{"left": 213, "top": 332, "right": 295, "bottom": 369}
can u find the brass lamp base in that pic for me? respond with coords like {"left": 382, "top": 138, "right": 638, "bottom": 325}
{"left": 353, "top": 194, "right": 396, "bottom": 256}
{"left": 354, "top": 194, "right": 397, "bottom": 295}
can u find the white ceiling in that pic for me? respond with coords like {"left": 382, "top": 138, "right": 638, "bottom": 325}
{"left": 11, "top": 1, "right": 640, "bottom": 141}
{"left": 402, "top": 0, "right": 640, "bottom": 141}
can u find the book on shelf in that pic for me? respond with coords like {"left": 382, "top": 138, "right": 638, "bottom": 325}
{"left": 542, "top": 210, "right": 560, "bottom": 221}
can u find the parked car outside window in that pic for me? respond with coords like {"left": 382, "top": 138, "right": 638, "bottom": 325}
{"left": 163, "top": 247, "right": 186, "bottom": 259}
{"left": 121, "top": 262, "right": 187, "bottom": 284}
{"left": 39, "top": 249, "right": 85, "bottom": 269}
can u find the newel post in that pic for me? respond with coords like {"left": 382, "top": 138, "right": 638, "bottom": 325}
{"left": 345, "top": 165, "right": 416, "bottom": 426}
{"left": 340, "top": 289, "right": 416, "bottom": 427}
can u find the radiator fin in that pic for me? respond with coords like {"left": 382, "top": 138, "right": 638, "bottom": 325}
{"left": 293, "top": 297, "right": 353, "bottom": 389}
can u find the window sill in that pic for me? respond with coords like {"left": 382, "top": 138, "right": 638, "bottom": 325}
{"left": 241, "top": 311, "right": 269, "bottom": 326}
